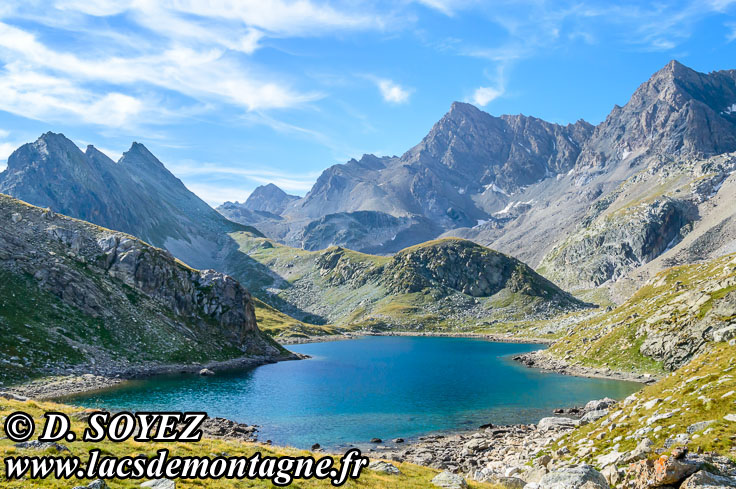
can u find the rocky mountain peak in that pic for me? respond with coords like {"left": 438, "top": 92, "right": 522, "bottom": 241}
{"left": 119, "top": 142, "right": 167, "bottom": 173}
{"left": 84, "top": 144, "right": 117, "bottom": 166}
{"left": 575, "top": 60, "right": 736, "bottom": 171}
{"left": 243, "top": 183, "right": 299, "bottom": 215}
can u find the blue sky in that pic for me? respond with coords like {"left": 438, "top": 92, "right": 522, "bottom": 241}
{"left": 0, "top": 1, "right": 734, "bottom": 205}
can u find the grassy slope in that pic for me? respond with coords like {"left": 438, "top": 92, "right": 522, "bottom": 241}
{"left": 0, "top": 398, "right": 499, "bottom": 489}
{"left": 547, "top": 252, "right": 736, "bottom": 375}
{"left": 253, "top": 299, "right": 343, "bottom": 340}
{"left": 226, "top": 234, "right": 584, "bottom": 333}
{"left": 550, "top": 343, "right": 736, "bottom": 467}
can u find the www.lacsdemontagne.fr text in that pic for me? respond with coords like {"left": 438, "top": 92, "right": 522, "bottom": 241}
{"left": 3, "top": 410, "right": 370, "bottom": 486}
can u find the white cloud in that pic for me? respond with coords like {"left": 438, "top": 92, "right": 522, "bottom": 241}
{"left": 0, "top": 143, "right": 15, "bottom": 162}
{"left": 727, "top": 23, "right": 736, "bottom": 42}
{"left": 168, "top": 161, "right": 319, "bottom": 193}
{"left": 375, "top": 78, "right": 412, "bottom": 104}
{"left": 471, "top": 86, "right": 503, "bottom": 106}
{"left": 0, "top": 62, "right": 150, "bottom": 128}
{"left": 185, "top": 182, "right": 254, "bottom": 207}
{"left": 0, "top": 0, "right": 397, "bottom": 130}
{"left": 413, "top": 0, "right": 476, "bottom": 16}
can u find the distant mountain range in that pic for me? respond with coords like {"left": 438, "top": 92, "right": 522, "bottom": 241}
{"left": 2, "top": 60, "right": 735, "bottom": 304}
{"left": 218, "top": 60, "right": 736, "bottom": 293}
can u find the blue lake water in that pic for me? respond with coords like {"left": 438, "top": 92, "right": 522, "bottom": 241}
{"left": 65, "top": 336, "right": 640, "bottom": 449}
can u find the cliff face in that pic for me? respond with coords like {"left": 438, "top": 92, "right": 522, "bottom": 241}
{"left": 538, "top": 152, "right": 736, "bottom": 291}
{"left": 0, "top": 193, "right": 282, "bottom": 384}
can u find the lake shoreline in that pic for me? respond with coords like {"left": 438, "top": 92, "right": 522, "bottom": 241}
{"left": 513, "top": 349, "right": 661, "bottom": 384}
{"left": 278, "top": 330, "right": 554, "bottom": 345}
{"left": 2, "top": 336, "right": 645, "bottom": 480}
{"left": 4, "top": 352, "right": 303, "bottom": 401}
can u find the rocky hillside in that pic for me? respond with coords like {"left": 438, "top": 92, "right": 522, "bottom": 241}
{"left": 0, "top": 194, "right": 285, "bottom": 385}
{"left": 537, "top": 152, "right": 736, "bottom": 290}
{"left": 546, "top": 342, "right": 736, "bottom": 489}
{"left": 0, "top": 132, "right": 260, "bottom": 270}
{"left": 525, "top": 251, "right": 736, "bottom": 377}
{"left": 225, "top": 233, "right": 587, "bottom": 333}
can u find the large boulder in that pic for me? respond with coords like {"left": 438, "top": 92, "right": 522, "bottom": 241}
{"left": 533, "top": 464, "right": 609, "bottom": 489}
{"left": 368, "top": 461, "right": 401, "bottom": 475}
{"left": 580, "top": 409, "right": 609, "bottom": 425}
{"left": 538, "top": 417, "right": 578, "bottom": 430}
{"left": 493, "top": 476, "right": 526, "bottom": 488}
{"left": 72, "top": 481, "right": 108, "bottom": 489}
{"left": 681, "top": 470, "right": 736, "bottom": 488}
{"left": 584, "top": 398, "right": 616, "bottom": 412}
{"left": 432, "top": 471, "right": 468, "bottom": 489}
{"left": 141, "top": 480, "right": 175, "bottom": 489}
{"left": 626, "top": 454, "right": 702, "bottom": 488}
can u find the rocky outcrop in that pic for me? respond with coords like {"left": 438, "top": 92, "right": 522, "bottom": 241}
{"left": 384, "top": 239, "right": 582, "bottom": 305}
{"left": 0, "top": 193, "right": 282, "bottom": 383}
{"left": 539, "top": 197, "right": 697, "bottom": 289}
{"left": 532, "top": 464, "right": 609, "bottom": 489}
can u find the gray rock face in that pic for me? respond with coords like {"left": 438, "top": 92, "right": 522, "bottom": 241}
{"left": 0, "top": 193, "right": 280, "bottom": 379}
{"left": 576, "top": 60, "right": 736, "bottom": 172}
{"left": 681, "top": 470, "right": 736, "bottom": 489}
{"left": 0, "top": 133, "right": 258, "bottom": 271}
{"left": 535, "top": 464, "right": 610, "bottom": 489}
{"left": 538, "top": 197, "right": 696, "bottom": 289}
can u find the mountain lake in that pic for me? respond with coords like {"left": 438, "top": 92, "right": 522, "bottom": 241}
{"left": 64, "top": 336, "right": 641, "bottom": 449}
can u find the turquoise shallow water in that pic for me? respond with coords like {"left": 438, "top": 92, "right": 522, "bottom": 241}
{"left": 66, "top": 336, "right": 640, "bottom": 449}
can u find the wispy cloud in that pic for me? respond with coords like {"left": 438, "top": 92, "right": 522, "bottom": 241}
{"left": 727, "top": 22, "right": 736, "bottom": 42}
{"left": 0, "top": 1, "right": 396, "bottom": 131}
{"left": 374, "top": 78, "right": 412, "bottom": 104}
{"left": 168, "top": 160, "right": 320, "bottom": 194}
{"left": 185, "top": 182, "right": 255, "bottom": 207}
{"left": 471, "top": 86, "right": 503, "bottom": 106}
{"left": 0, "top": 130, "right": 25, "bottom": 169}
{"left": 413, "top": 0, "right": 475, "bottom": 16}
